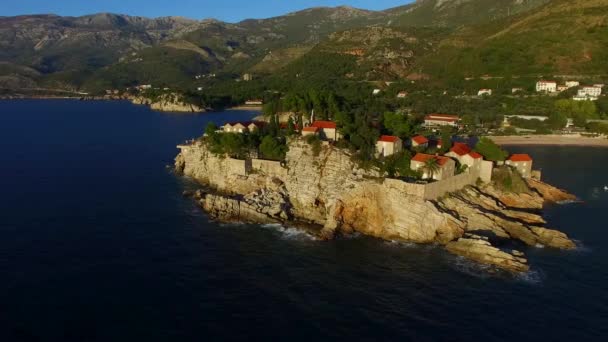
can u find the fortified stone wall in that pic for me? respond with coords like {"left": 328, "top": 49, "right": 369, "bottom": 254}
{"left": 252, "top": 159, "right": 287, "bottom": 178}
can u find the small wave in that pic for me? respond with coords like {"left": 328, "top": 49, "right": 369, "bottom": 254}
{"left": 449, "top": 256, "right": 496, "bottom": 279}
{"left": 261, "top": 223, "right": 318, "bottom": 241}
{"left": 515, "top": 268, "right": 544, "bottom": 285}
{"left": 572, "top": 240, "right": 591, "bottom": 253}
{"left": 384, "top": 240, "right": 418, "bottom": 248}
{"left": 219, "top": 222, "right": 246, "bottom": 228}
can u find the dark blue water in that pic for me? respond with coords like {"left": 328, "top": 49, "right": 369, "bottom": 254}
{"left": 1, "top": 100, "right": 607, "bottom": 341}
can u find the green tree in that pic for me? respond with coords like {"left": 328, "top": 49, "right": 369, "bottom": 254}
{"left": 383, "top": 112, "right": 413, "bottom": 138}
{"left": 259, "top": 135, "right": 287, "bottom": 160}
{"left": 287, "top": 117, "right": 296, "bottom": 136}
{"left": 205, "top": 122, "right": 218, "bottom": 137}
{"left": 439, "top": 127, "right": 453, "bottom": 153}
{"left": 220, "top": 133, "right": 246, "bottom": 157}
{"left": 423, "top": 158, "right": 441, "bottom": 180}
{"left": 474, "top": 137, "right": 508, "bottom": 161}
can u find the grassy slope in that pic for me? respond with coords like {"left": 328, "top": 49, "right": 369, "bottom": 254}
{"left": 418, "top": 0, "right": 608, "bottom": 77}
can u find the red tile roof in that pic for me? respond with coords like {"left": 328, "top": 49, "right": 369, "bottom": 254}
{"left": 412, "top": 135, "right": 429, "bottom": 144}
{"left": 509, "top": 154, "right": 533, "bottom": 162}
{"left": 378, "top": 135, "right": 400, "bottom": 143}
{"left": 424, "top": 114, "right": 459, "bottom": 123}
{"left": 311, "top": 121, "right": 337, "bottom": 129}
{"left": 226, "top": 121, "right": 266, "bottom": 127}
{"left": 469, "top": 152, "right": 483, "bottom": 159}
{"left": 449, "top": 142, "right": 472, "bottom": 156}
{"left": 302, "top": 126, "right": 319, "bottom": 133}
{"left": 412, "top": 153, "right": 451, "bottom": 166}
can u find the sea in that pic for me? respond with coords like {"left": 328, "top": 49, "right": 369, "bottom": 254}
{"left": 0, "top": 99, "right": 607, "bottom": 341}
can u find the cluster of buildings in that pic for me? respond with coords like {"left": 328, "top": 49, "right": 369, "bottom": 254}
{"left": 536, "top": 80, "right": 604, "bottom": 101}
{"left": 216, "top": 115, "right": 535, "bottom": 183}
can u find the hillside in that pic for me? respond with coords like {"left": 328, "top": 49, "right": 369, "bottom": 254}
{"left": 417, "top": 0, "right": 608, "bottom": 77}
{"left": 0, "top": 0, "right": 601, "bottom": 93}
{"left": 385, "top": 0, "right": 551, "bottom": 27}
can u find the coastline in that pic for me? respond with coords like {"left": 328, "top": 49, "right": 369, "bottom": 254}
{"left": 489, "top": 135, "right": 608, "bottom": 147}
{"left": 227, "top": 105, "right": 263, "bottom": 111}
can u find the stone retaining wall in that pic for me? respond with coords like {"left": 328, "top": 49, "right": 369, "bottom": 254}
{"left": 251, "top": 159, "right": 287, "bottom": 178}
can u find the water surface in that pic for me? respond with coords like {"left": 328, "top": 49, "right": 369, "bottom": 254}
{"left": 1, "top": 100, "right": 607, "bottom": 341}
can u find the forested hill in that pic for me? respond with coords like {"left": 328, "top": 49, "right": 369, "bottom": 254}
{"left": 0, "top": 0, "right": 603, "bottom": 93}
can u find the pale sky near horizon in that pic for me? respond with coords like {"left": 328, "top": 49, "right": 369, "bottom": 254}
{"left": 1, "top": 0, "right": 414, "bottom": 22}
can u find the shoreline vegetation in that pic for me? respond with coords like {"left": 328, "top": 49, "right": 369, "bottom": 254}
{"left": 490, "top": 135, "right": 608, "bottom": 147}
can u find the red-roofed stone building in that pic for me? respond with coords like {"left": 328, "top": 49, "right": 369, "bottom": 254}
{"left": 410, "top": 153, "right": 456, "bottom": 180}
{"left": 222, "top": 121, "right": 265, "bottom": 133}
{"left": 301, "top": 126, "right": 319, "bottom": 137}
{"left": 376, "top": 135, "right": 403, "bottom": 157}
{"left": 506, "top": 154, "right": 533, "bottom": 178}
{"left": 308, "top": 121, "right": 341, "bottom": 141}
{"left": 410, "top": 135, "right": 429, "bottom": 148}
{"left": 424, "top": 114, "right": 459, "bottom": 128}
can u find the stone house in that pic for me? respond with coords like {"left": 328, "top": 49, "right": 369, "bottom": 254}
{"left": 309, "top": 121, "right": 341, "bottom": 141}
{"left": 301, "top": 126, "right": 319, "bottom": 137}
{"left": 505, "top": 154, "right": 533, "bottom": 178}
{"left": 410, "top": 153, "right": 456, "bottom": 181}
{"left": 445, "top": 143, "right": 479, "bottom": 168}
{"left": 376, "top": 135, "right": 403, "bottom": 157}
{"left": 410, "top": 135, "right": 429, "bottom": 148}
{"left": 222, "top": 121, "right": 265, "bottom": 133}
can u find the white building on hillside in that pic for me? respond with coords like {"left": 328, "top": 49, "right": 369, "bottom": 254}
{"left": 536, "top": 81, "right": 557, "bottom": 93}
{"left": 565, "top": 81, "right": 580, "bottom": 88}
{"left": 376, "top": 135, "right": 403, "bottom": 157}
{"left": 424, "top": 114, "right": 459, "bottom": 127}
{"left": 410, "top": 154, "right": 455, "bottom": 181}
{"left": 478, "top": 89, "right": 492, "bottom": 96}
{"left": 579, "top": 86, "right": 602, "bottom": 97}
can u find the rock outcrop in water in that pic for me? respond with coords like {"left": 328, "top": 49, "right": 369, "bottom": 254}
{"left": 175, "top": 139, "right": 577, "bottom": 273}
{"left": 132, "top": 93, "right": 205, "bottom": 113}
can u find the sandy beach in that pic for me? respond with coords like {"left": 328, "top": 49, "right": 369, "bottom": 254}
{"left": 489, "top": 135, "right": 608, "bottom": 147}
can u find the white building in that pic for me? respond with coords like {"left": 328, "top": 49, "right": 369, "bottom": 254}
{"left": 536, "top": 81, "right": 557, "bottom": 93}
{"left": 410, "top": 154, "right": 456, "bottom": 181}
{"left": 397, "top": 91, "right": 408, "bottom": 98}
{"left": 376, "top": 135, "right": 403, "bottom": 157}
{"left": 222, "top": 121, "right": 265, "bottom": 133}
{"left": 506, "top": 154, "right": 533, "bottom": 179}
{"left": 423, "top": 114, "right": 459, "bottom": 127}
{"left": 565, "top": 81, "right": 580, "bottom": 88}
{"left": 478, "top": 89, "right": 492, "bottom": 96}
{"left": 579, "top": 86, "right": 602, "bottom": 97}
{"left": 372, "top": 89, "right": 381, "bottom": 95}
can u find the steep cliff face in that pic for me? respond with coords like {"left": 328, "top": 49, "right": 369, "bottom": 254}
{"left": 175, "top": 139, "right": 577, "bottom": 273}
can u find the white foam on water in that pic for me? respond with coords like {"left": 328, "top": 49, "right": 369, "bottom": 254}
{"left": 449, "top": 256, "right": 496, "bottom": 279}
{"left": 261, "top": 223, "right": 318, "bottom": 241}
{"left": 515, "top": 268, "right": 544, "bottom": 285}
{"left": 219, "top": 222, "right": 246, "bottom": 228}
{"left": 384, "top": 240, "right": 418, "bottom": 248}
{"left": 572, "top": 240, "right": 591, "bottom": 253}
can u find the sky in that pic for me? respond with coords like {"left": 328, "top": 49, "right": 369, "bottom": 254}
{"left": 1, "top": 0, "right": 414, "bottom": 22}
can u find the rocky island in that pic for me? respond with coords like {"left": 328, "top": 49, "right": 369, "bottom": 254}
{"left": 175, "top": 138, "right": 577, "bottom": 274}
